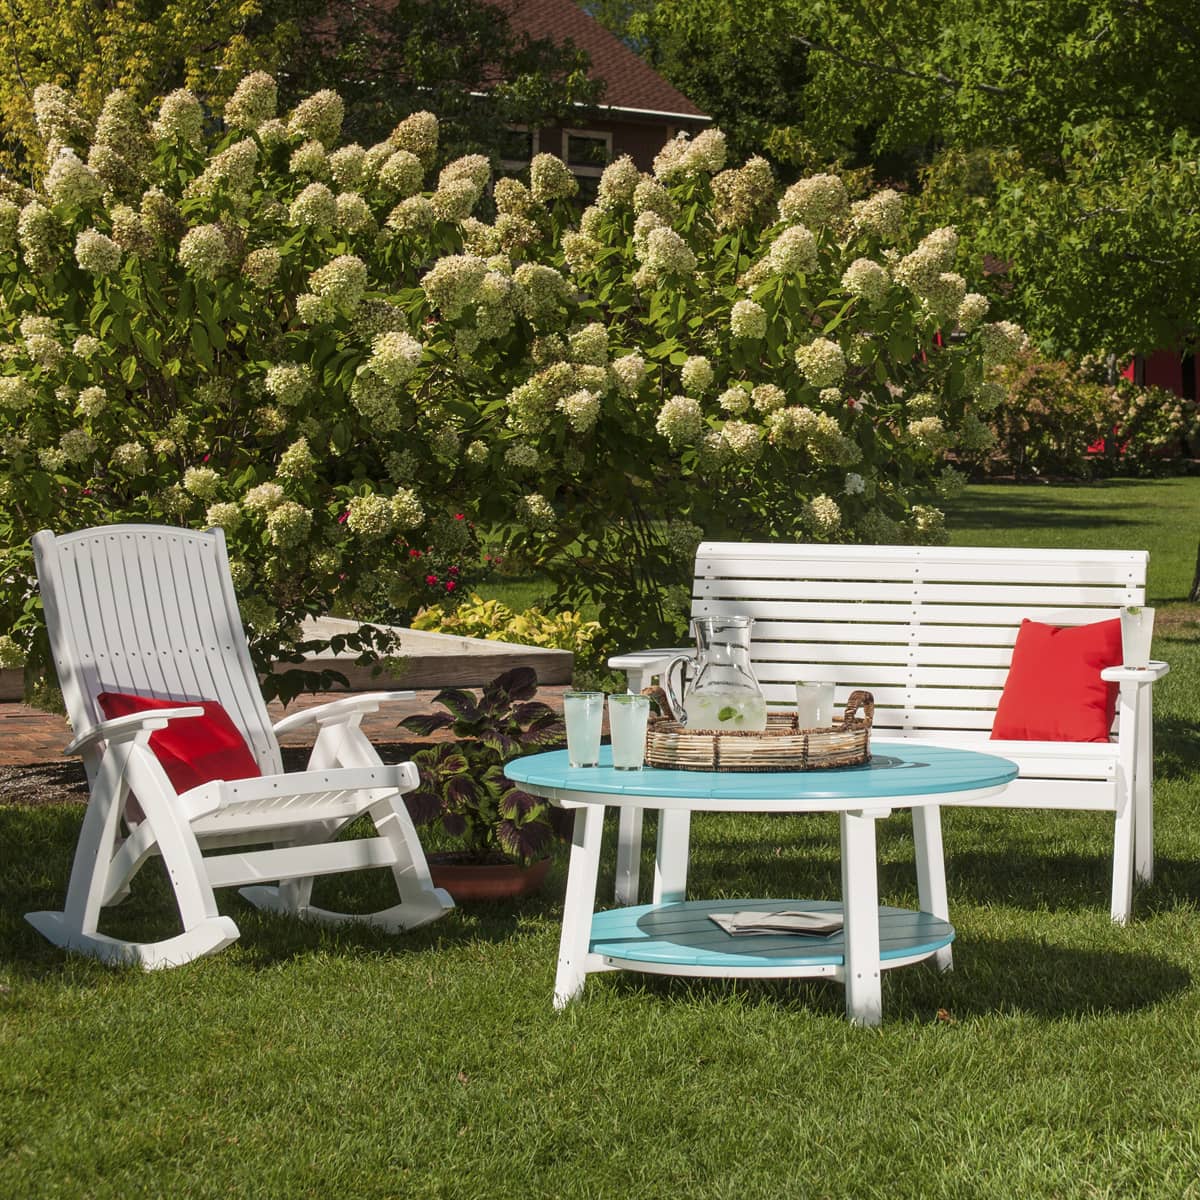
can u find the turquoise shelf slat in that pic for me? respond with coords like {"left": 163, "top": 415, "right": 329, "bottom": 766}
{"left": 590, "top": 900, "right": 955, "bottom": 970}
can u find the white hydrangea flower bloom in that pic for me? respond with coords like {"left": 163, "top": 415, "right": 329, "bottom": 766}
{"left": 73, "top": 334, "right": 103, "bottom": 360}
{"left": 843, "top": 472, "right": 866, "bottom": 496}
{"left": 289, "top": 139, "right": 328, "bottom": 178}
{"left": 504, "top": 442, "right": 539, "bottom": 469}
{"left": 681, "top": 356, "right": 714, "bottom": 396}
{"left": 957, "top": 292, "right": 990, "bottom": 330}
{"left": 76, "top": 385, "right": 107, "bottom": 417}
{"left": 850, "top": 188, "right": 905, "bottom": 242}
{"left": 520, "top": 492, "right": 556, "bottom": 531}
{"left": 752, "top": 383, "right": 787, "bottom": 414}
{"left": 243, "top": 482, "right": 286, "bottom": 512}
{"left": 59, "top": 427, "right": 96, "bottom": 463}
{"left": 368, "top": 330, "right": 423, "bottom": 386}
{"left": 205, "top": 502, "right": 242, "bottom": 532}
{"left": 719, "top": 386, "right": 750, "bottom": 414}
{"left": 529, "top": 153, "right": 578, "bottom": 202}
{"left": 611, "top": 353, "right": 648, "bottom": 397}
{"left": 225, "top": 72, "right": 277, "bottom": 130}
{"left": 558, "top": 388, "right": 601, "bottom": 433}
{"left": 979, "top": 320, "right": 1027, "bottom": 366}
{"left": 266, "top": 501, "right": 313, "bottom": 548}
{"left": 243, "top": 246, "right": 281, "bottom": 288}
{"left": 894, "top": 227, "right": 959, "bottom": 293}
{"left": 778, "top": 173, "right": 849, "bottom": 227}
{"left": 336, "top": 191, "right": 374, "bottom": 234}
{"left": 390, "top": 110, "right": 439, "bottom": 166}
{"left": 973, "top": 379, "right": 1005, "bottom": 412}
{"left": 287, "top": 89, "right": 345, "bottom": 147}
{"left": 721, "top": 420, "right": 762, "bottom": 463}
{"left": 378, "top": 150, "right": 424, "bottom": 197}
{"left": 111, "top": 442, "right": 148, "bottom": 473}
{"left": 806, "top": 494, "right": 842, "bottom": 535}
{"left": 264, "top": 363, "right": 313, "bottom": 407}
{"left": 598, "top": 156, "right": 640, "bottom": 208}
{"left": 465, "top": 439, "right": 489, "bottom": 464}
{"left": 794, "top": 338, "right": 846, "bottom": 388}
{"left": 189, "top": 138, "right": 259, "bottom": 197}
{"left": 656, "top": 395, "right": 704, "bottom": 450}
{"left": 842, "top": 258, "right": 890, "bottom": 306}
{"left": 45, "top": 149, "right": 102, "bottom": 207}
{"left": 391, "top": 488, "right": 424, "bottom": 529}
{"left": 637, "top": 226, "right": 696, "bottom": 278}
{"left": 329, "top": 143, "right": 366, "bottom": 188}
{"left": 386, "top": 195, "right": 436, "bottom": 233}
{"left": 309, "top": 253, "right": 368, "bottom": 309}
{"left": 730, "top": 299, "right": 767, "bottom": 339}
{"left": 421, "top": 253, "right": 488, "bottom": 319}
{"left": 766, "top": 224, "right": 818, "bottom": 275}
{"left": 183, "top": 466, "right": 220, "bottom": 498}
{"left": 177, "top": 224, "right": 229, "bottom": 280}
{"left": 75, "top": 228, "right": 122, "bottom": 276}
{"left": 289, "top": 182, "right": 338, "bottom": 228}
{"left": 154, "top": 89, "right": 204, "bottom": 144}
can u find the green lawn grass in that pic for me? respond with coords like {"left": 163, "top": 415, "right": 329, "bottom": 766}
{"left": 4, "top": 479, "right": 1200, "bottom": 1198}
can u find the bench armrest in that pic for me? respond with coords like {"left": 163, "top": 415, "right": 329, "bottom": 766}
{"left": 64, "top": 707, "right": 205, "bottom": 757}
{"left": 607, "top": 648, "right": 690, "bottom": 691}
{"left": 272, "top": 691, "right": 416, "bottom": 736}
{"left": 1100, "top": 661, "right": 1170, "bottom": 684}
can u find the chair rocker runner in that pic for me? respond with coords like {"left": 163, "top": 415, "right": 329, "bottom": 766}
{"left": 26, "top": 524, "right": 454, "bottom": 969}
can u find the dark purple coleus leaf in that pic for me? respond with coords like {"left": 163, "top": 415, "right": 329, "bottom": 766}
{"left": 445, "top": 774, "right": 481, "bottom": 810}
{"left": 432, "top": 687, "right": 480, "bottom": 722}
{"left": 497, "top": 787, "right": 543, "bottom": 820}
{"left": 487, "top": 666, "right": 538, "bottom": 704}
{"left": 442, "top": 811, "right": 468, "bottom": 837}
{"left": 496, "top": 816, "right": 551, "bottom": 860}
{"left": 399, "top": 712, "right": 455, "bottom": 736}
{"left": 403, "top": 789, "right": 443, "bottom": 825}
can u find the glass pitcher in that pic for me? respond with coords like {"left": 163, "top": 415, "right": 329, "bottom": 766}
{"left": 664, "top": 615, "right": 768, "bottom": 731}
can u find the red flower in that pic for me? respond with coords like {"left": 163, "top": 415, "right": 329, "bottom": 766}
{"left": 409, "top": 548, "right": 422, "bottom": 558}
{"left": 338, "top": 509, "right": 349, "bottom": 524}
{"left": 446, "top": 580, "right": 456, "bottom": 591}
{"left": 425, "top": 574, "right": 438, "bottom": 585}
{"left": 454, "top": 513, "right": 465, "bottom": 520}
{"left": 448, "top": 565, "right": 459, "bottom": 575}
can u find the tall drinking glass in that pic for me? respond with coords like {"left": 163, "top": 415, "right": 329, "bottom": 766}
{"left": 608, "top": 693, "right": 651, "bottom": 770}
{"left": 563, "top": 691, "right": 604, "bottom": 767}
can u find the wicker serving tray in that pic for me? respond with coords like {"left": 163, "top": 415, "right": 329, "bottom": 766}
{"left": 644, "top": 690, "right": 874, "bottom": 773}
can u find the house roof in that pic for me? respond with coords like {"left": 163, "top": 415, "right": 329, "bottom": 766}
{"left": 500, "top": 0, "right": 709, "bottom": 121}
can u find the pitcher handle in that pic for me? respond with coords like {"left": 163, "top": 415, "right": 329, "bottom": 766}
{"left": 662, "top": 654, "right": 692, "bottom": 725}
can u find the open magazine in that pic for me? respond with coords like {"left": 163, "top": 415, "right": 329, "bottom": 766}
{"left": 708, "top": 910, "right": 844, "bottom": 937}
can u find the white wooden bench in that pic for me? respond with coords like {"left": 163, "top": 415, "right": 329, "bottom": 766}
{"left": 610, "top": 542, "right": 1168, "bottom": 923}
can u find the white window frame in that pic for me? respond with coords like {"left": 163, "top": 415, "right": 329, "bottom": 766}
{"left": 561, "top": 127, "right": 613, "bottom": 178}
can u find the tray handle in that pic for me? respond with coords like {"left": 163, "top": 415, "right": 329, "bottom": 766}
{"left": 842, "top": 689, "right": 874, "bottom": 728}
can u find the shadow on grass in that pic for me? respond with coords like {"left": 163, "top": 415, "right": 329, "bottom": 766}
{"left": 599, "top": 934, "right": 1190, "bottom": 1022}
{"left": 0, "top": 802, "right": 568, "bottom": 983}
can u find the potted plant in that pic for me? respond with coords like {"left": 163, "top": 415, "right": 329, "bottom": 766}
{"left": 399, "top": 667, "right": 570, "bottom": 900}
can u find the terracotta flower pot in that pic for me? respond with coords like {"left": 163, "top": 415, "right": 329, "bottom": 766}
{"left": 427, "top": 854, "right": 552, "bottom": 902}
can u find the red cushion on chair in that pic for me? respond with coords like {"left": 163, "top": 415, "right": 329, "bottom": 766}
{"left": 97, "top": 692, "right": 262, "bottom": 793}
{"left": 990, "top": 618, "right": 1123, "bottom": 743}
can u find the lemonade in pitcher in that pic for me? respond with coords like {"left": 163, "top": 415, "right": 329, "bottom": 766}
{"left": 683, "top": 689, "right": 769, "bottom": 731}
{"left": 665, "top": 615, "right": 768, "bottom": 732}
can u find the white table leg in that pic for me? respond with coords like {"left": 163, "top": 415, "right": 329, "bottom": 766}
{"left": 654, "top": 809, "right": 691, "bottom": 904}
{"left": 614, "top": 807, "right": 644, "bottom": 906}
{"left": 1134, "top": 685, "right": 1154, "bottom": 883}
{"left": 554, "top": 805, "right": 606, "bottom": 1009}
{"left": 840, "top": 808, "right": 883, "bottom": 1027}
{"left": 911, "top": 803, "right": 952, "bottom": 972}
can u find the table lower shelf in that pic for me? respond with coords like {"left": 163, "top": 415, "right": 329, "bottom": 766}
{"left": 589, "top": 899, "right": 954, "bottom": 978}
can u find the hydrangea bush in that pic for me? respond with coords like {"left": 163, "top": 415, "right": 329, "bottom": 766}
{"left": 0, "top": 77, "right": 1024, "bottom": 689}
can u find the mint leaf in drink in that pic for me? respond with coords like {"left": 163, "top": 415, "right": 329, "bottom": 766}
{"left": 718, "top": 706, "right": 738, "bottom": 722}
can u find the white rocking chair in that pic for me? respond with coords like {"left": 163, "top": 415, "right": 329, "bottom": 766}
{"left": 26, "top": 523, "right": 454, "bottom": 969}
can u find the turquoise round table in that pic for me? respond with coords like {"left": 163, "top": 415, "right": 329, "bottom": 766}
{"left": 507, "top": 742, "right": 1017, "bottom": 1025}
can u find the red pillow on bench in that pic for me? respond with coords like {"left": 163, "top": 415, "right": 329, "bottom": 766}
{"left": 990, "top": 618, "right": 1123, "bottom": 743}
{"left": 97, "top": 692, "right": 262, "bottom": 793}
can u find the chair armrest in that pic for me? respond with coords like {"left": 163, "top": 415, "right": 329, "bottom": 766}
{"left": 272, "top": 691, "right": 416, "bottom": 736}
{"left": 63, "top": 707, "right": 205, "bottom": 757}
{"left": 607, "top": 648, "right": 690, "bottom": 691}
{"left": 1101, "top": 661, "right": 1170, "bottom": 684}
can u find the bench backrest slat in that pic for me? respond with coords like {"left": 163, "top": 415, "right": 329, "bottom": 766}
{"left": 692, "top": 541, "right": 1147, "bottom": 737}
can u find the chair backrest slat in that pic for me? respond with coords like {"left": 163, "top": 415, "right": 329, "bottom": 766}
{"left": 692, "top": 541, "right": 1147, "bottom": 737}
{"left": 35, "top": 525, "right": 282, "bottom": 775}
